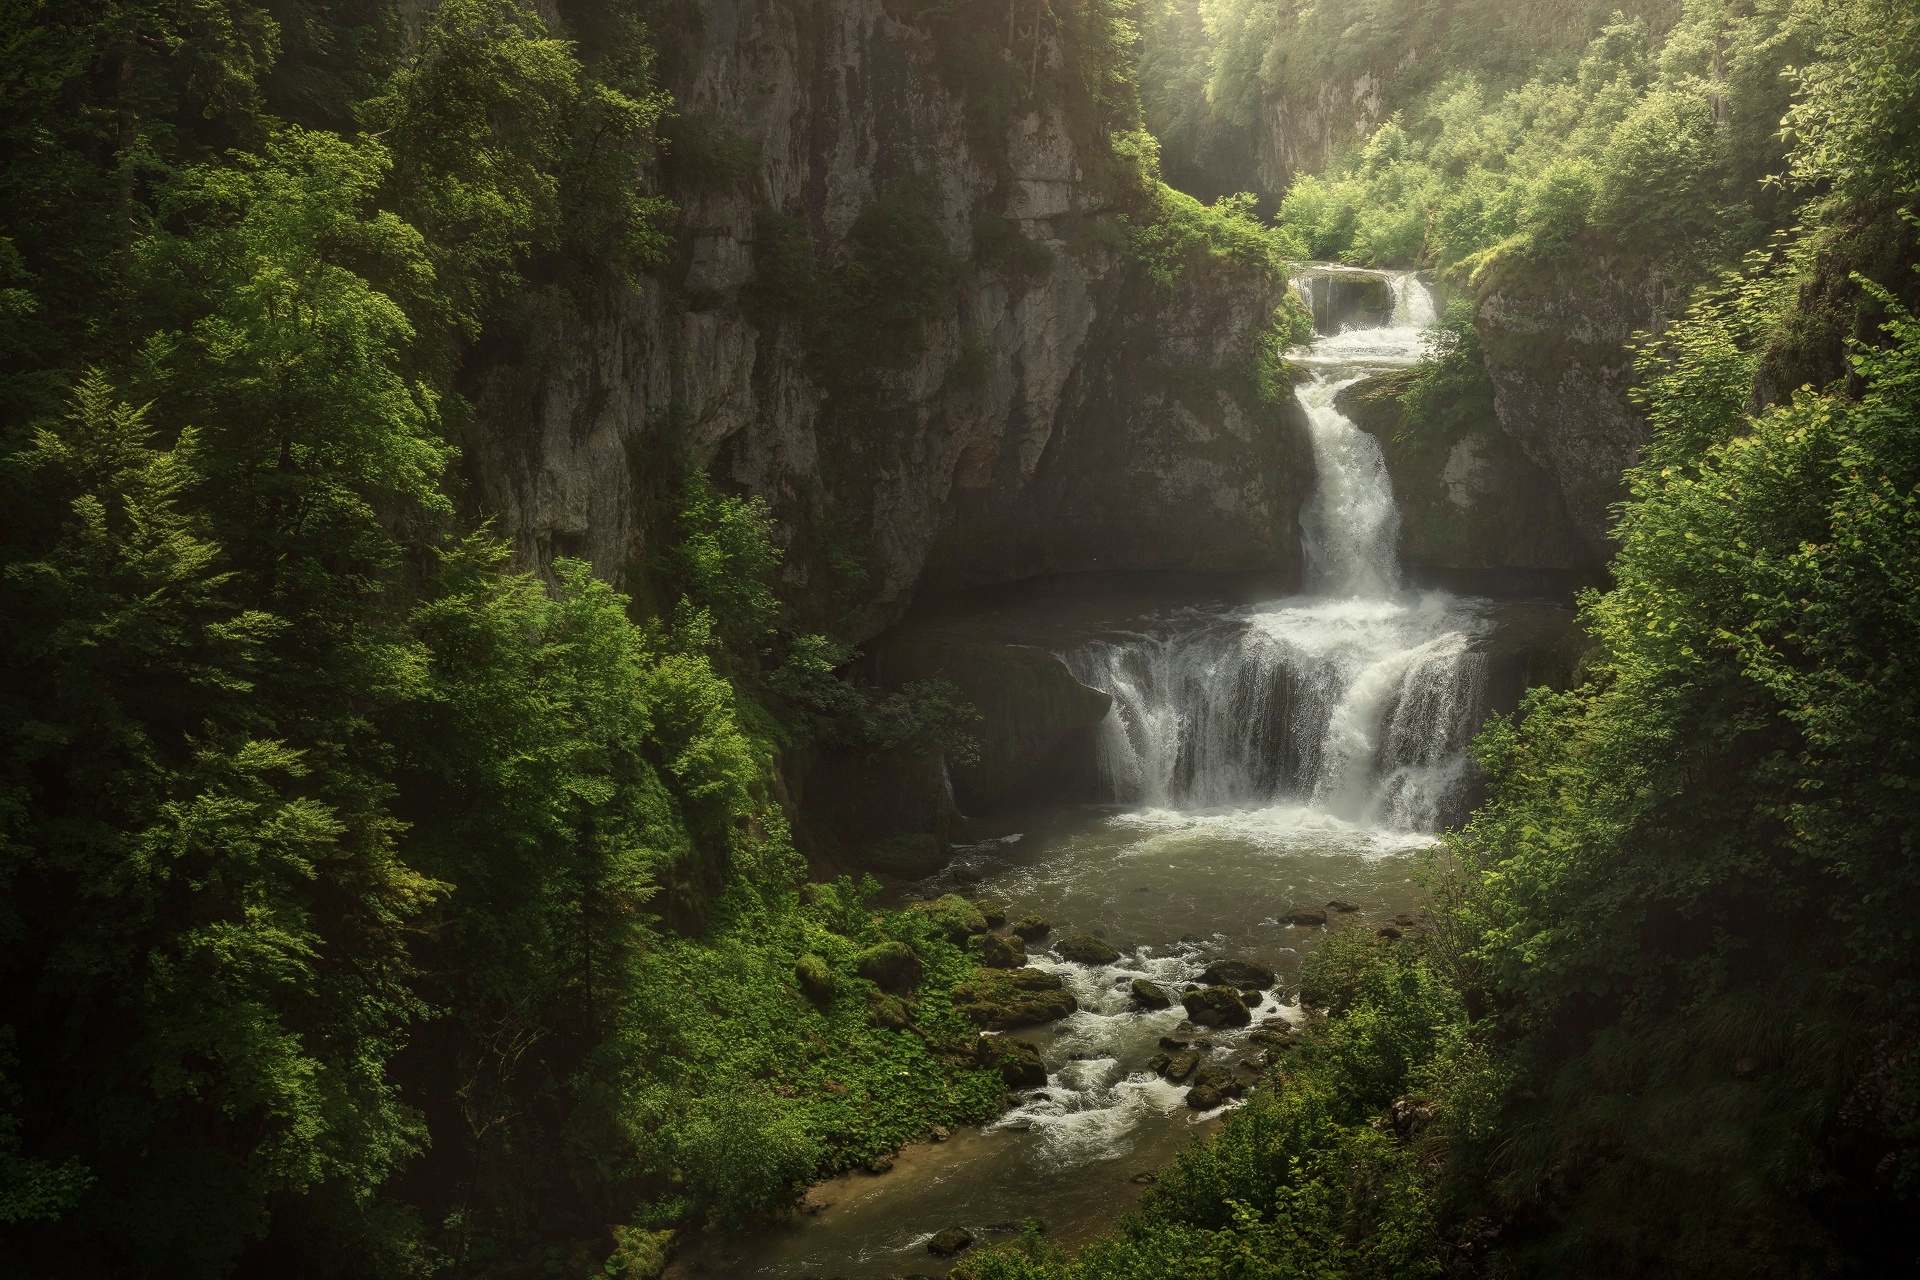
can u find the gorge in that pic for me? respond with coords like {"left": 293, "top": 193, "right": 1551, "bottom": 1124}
{"left": 4, "top": 1, "right": 1918, "bottom": 1278}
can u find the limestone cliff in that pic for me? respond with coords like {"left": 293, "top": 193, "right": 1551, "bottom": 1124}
{"left": 1470, "top": 247, "right": 1676, "bottom": 561}
{"left": 464, "top": 0, "right": 1312, "bottom": 641}
{"left": 1335, "top": 368, "right": 1585, "bottom": 593}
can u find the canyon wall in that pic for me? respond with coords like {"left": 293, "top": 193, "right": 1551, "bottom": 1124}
{"left": 464, "top": 0, "right": 1311, "bottom": 640}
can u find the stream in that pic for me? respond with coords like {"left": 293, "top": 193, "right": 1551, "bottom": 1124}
{"left": 695, "top": 272, "right": 1490, "bottom": 1278}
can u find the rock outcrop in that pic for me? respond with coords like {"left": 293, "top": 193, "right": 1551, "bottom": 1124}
{"left": 467, "top": 0, "right": 1312, "bottom": 642}
{"left": 1335, "top": 368, "right": 1586, "bottom": 592}
{"left": 1470, "top": 249, "right": 1676, "bottom": 561}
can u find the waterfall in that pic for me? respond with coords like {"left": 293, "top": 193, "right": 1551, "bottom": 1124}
{"left": 1068, "top": 271, "right": 1488, "bottom": 832}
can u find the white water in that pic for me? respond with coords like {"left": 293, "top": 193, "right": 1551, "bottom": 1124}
{"left": 1069, "top": 271, "right": 1486, "bottom": 831}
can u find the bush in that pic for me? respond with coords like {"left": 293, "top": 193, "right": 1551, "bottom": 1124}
{"left": 678, "top": 1088, "right": 821, "bottom": 1230}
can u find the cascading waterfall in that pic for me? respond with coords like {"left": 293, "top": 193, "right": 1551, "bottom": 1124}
{"left": 1069, "top": 270, "right": 1488, "bottom": 832}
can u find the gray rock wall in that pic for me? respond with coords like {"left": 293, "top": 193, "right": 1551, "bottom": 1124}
{"left": 463, "top": 0, "right": 1311, "bottom": 639}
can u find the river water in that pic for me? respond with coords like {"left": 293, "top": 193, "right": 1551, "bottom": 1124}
{"left": 695, "top": 272, "right": 1488, "bottom": 1278}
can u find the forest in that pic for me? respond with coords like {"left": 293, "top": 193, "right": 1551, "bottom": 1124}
{"left": 0, "top": 0, "right": 1917, "bottom": 1277}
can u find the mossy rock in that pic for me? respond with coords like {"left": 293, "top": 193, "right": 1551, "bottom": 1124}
{"left": 1010, "top": 915, "right": 1052, "bottom": 941}
{"left": 911, "top": 893, "right": 989, "bottom": 944}
{"left": 1199, "top": 958, "right": 1274, "bottom": 989}
{"left": 1055, "top": 933, "right": 1121, "bottom": 964}
{"left": 1184, "top": 1083, "right": 1224, "bottom": 1110}
{"left": 974, "top": 899, "right": 1008, "bottom": 928}
{"left": 954, "top": 967, "right": 1077, "bottom": 1029}
{"left": 1130, "top": 978, "right": 1173, "bottom": 1009}
{"left": 855, "top": 941, "right": 921, "bottom": 993}
{"left": 795, "top": 953, "right": 835, "bottom": 1003}
{"left": 928, "top": 1226, "right": 976, "bottom": 1256}
{"left": 975, "top": 1035, "right": 1047, "bottom": 1088}
{"left": 1181, "top": 985, "right": 1251, "bottom": 1028}
{"left": 866, "top": 991, "right": 911, "bottom": 1030}
{"left": 1161, "top": 1049, "right": 1201, "bottom": 1082}
{"left": 980, "top": 932, "right": 1027, "bottom": 969}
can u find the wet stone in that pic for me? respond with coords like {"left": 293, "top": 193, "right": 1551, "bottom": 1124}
{"left": 1158, "top": 1035, "right": 1192, "bottom": 1051}
{"left": 1285, "top": 906, "right": 1329, "bottom": 927}
{"left": 980, "top": 932, "right": 1027, "bottom": 969}
{"left": 1327, "top": 899, "right": 1360, "bottom": 913}
{"left": 1145, "top": 1053, "right": 1171, "bottom": 1075}
{"left": 1162, "top": 1050, "right": 1201, "bottom": 1082}
{"left": 975, "top": 900, "right": 1008, "bottom": 928}
{"left": 1055, "top": 934, "right": 1122, "bottom": 964}
{"left": 1130, "top": 977, "right": 1173, "bottom": 1009}
{"left": 1200, "top": 958, "right": 1276, "bottom": 989}
{"left": 1377, "top": 927, "right": 1402, "bottom": 941}
{"left": 1010, "top": 915, "right": 1052, "bottom": 941}
{"left": 1181, "top": 985, "right": 1251, "bottom": 1028}
{"left": 927, "top": 1227, "right": 974, "bottom": 1256}
{"left": 1185, "top": 1083, "right": 1223, "bottom": 1110}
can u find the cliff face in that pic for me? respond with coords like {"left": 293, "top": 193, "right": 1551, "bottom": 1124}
{"left": 1471, "top": 248, "right": 1675, "bottom": 561}
{"left": 464, "top": 0, "right": 1311, "bottom": 639}
{"left": 1335, "top": 369, "right": 1585, "bottom": 591}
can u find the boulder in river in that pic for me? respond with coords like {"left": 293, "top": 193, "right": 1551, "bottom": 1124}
{"left": 1130, "top": 978, "right": 1173, "bottom": 1009}
{"left": 927, "top": 1227, "right": 974, "bottom": 1256}
{"left": 1191, "top": 1064, "right": 1239, "bottom": 1093}
{"left": 1055, "top": 934, "right": 1121, "bottom": 964}
{"left": 975, "top": 900, "right": 1008, "bottom": 928}
{"left": 1377, "top": 927, "right": 1402, "bottom": 941}
{"left": 1010, "top": 915, "right": 1052, "bottom": 941}
{"left": 856, "top": 941, "right": 921, "bottom": 993}
{"left": 1182, "top": 985, "right": 1252, "bottom": 1028}
{"left": 1159, "top": 1035, "right": 1192, "bottom": 1050}
{"left": 911, "top": 894, "right": 989, "bottom": 944}
{"left": 1285, "top": 906, "right": 1329, "bottom": 927}
{"left": 1185, "top": 1083, "right": 1223, "bottom": 1110}
{"left": 954, "top": 967, "right": 1078, "bottom": 1028}
{"left": 975, "top": 1035, "right": 1047, "bottom": 1088}
{"left": 1162, "top": 1049, "right": 1201, "bottom": 1082}
{"left": 1145, "top": 1053, "right": 1171, "bottom": 1074}
{"left": 980, "top": 932, "right": 1027, "bottom": 969}
{"left": 1200, "top": 959, "right": 1275, "bottom": 989}
{"left": 1327, "top": 900, "right": 1360, "bottom": 913}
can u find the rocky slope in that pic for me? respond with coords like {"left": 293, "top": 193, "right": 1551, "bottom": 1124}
{"left": 464, "top": 0, "right": 1312, "bottom": 641}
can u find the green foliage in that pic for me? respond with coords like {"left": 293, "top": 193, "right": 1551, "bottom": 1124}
{"left": 1125, "top": 186, "right": 1291, "bottom": 287}
{"left": 0, "top": 3, "right": 996, "bottom": 1274}
{"left": 1396, "top": 297, "right": 1498, "bottom": 451}
{"left": 1267, "top": 3, "right": 1812, "bottom": 274}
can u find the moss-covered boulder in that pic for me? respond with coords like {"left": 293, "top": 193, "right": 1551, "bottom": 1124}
{"left": 1010, "top": 915, "right": 1052, "bottom": 941}
{"left": 954, "top": 967, "right": 1077, "bottom": 1029}
{"left": 1181, "top": 985, "right": 1251, "bottom": 1028}
{"left": 855, "top": 941, "right": 921, "bottom": 993}
{"left": 1130, "top": 978, "right": 1173, "bottom": 1009}
{"left": 795, "top": 953, "right": 835, "bottom": 1003}
{"left": 1055, "top": 934, "right": 1121, "bottom": 964}
{"left": 866, "top": 991, "right": 911, "bottom": 1029}
{"left": 975, "top": 1035, "right": 1048, "bottom": 1088}
{"left": 1184, "top": 1083, "right": 1224, "bottom": 1110}
{"left": 1199, "top": 959, "right": 1274, "bottom": 990}
{"left": 1161, "top": 1049, "right": 1201, "bottom": 1082}
{"left": 928, "top": 1226, "right": 975, "bottom": 1256}
{"left": 974, "top": 899, "right": 1008, "bottom": 928}
{"left": 980, "top": 932, "right": 1027, "bottom": 969}
{"left": 911, "top": 893, "right": 989, "bottom": 944}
